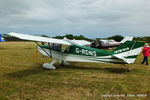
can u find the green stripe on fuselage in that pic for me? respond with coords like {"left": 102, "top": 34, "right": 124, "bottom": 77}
{"left": 68, "top": 45, "right": 113, "bottom": 57}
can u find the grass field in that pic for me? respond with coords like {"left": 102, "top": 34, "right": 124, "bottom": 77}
{"left": 0, "top": 42, "right": 150, "bottom": 100}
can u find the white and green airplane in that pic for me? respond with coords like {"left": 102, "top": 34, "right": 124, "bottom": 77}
{"left": 8, "top": 32, "right": 145, "bottom": 71}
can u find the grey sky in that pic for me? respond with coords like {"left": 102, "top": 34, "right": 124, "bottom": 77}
{"left": 0, "top": 0, "right": 150, "bottom": 38}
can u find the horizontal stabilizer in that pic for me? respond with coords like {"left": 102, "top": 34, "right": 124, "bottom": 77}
{"left": 113, "top": 55, "right": 132, "bottom": 64}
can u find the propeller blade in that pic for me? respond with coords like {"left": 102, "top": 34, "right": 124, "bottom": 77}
{"left": 33, "top": 49, "right": 38, "bottom": 59}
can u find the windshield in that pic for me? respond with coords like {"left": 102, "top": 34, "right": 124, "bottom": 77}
{"left": 49, "top": 43, "right": 70, "bottom": 53}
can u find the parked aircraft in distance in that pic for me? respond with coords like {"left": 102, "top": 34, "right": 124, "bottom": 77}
{"left": 0, "top": 34, "right": 5, "bottom": 42}
{"left": 90, "top": 36, "right": 133, "bottom": 49}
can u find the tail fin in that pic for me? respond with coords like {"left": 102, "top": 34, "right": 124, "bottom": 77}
{"left": 113, "top": 41, "right": 145, "bottom": 64}
{"left": 120, "top": 36, "right": 133, "bottom": 43}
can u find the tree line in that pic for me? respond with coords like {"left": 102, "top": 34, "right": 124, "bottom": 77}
{"left": 54, "top": 34, "right": 150, "bottom": 43}
{"left": 54, "top": 34, "right": 124, "bottom": 42}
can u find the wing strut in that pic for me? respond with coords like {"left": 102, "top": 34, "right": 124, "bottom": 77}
{"left": 48, "top": 43, "right": 52, "bottom": 58}
{"left": 35, "top": 42, "right": 52, "bottom": 58}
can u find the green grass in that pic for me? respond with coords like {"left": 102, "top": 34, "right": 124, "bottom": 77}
{"left": 0, "top": 42, "right": 150, "bottom": 100}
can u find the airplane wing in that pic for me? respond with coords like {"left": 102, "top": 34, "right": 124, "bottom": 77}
{"left": 71, "top": 40, "right": 91, "bottom": 46}
{"left": 8, "top": 32, "right": 71, "bottom": 45}
{"left": 8, "top": 32, "right": 90, "bottom": 46}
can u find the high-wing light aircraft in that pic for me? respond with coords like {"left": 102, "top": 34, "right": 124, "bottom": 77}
{"left": 8, "top": 32, "right": 144, "bottom": 71}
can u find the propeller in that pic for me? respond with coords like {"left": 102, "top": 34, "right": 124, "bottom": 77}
{"left": 33, "top": 49, "right": 38, "bottom": 59}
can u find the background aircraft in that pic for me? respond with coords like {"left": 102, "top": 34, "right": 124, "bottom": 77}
{"left": 0, "top": 34, "right": 5, "bottom": 42}
{"left": 90, "top": 36, "right": 133, "bottom": 49}
{"left": 8, "top": 32, "right": 144, "bottom": 71}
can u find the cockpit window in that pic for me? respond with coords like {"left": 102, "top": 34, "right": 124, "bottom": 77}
{"left": 61, "top": 45, "right": 70, "bottom": 53}
{"left": 49, "top": 43, "right": 70, "bottom": 53}
{"left": 90, "top": 40, "right": 102, "bottom": 49}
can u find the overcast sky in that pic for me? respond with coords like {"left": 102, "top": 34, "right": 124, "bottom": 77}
{"left": 0, "top": 0, "right": 150, "bottom": 38}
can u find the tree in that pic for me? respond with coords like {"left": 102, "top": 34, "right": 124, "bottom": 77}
{"left": 66, "top": 34, "right": 74, "bottom": 39}
{"left": 53, "top": 34, "right": 89, "bottom": 40}
{"left": 107, "top": 35, "right": 124, "bottom": 42}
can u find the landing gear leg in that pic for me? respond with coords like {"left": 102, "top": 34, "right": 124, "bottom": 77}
{"left": 126, "top": 67, "right": 130, "bottom": 72}
{"left": 43, "top": 59, "right": 57, "bottom": 70}
{"left": 59, "top": 60, "right": 70, "bottom": 66}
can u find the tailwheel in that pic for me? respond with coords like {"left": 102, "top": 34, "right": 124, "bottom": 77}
{"left": 126, "top": 67, "right": 130, "bottom": 72}
{"left": 123, "top": 64, "right": 130, "bottom": 72}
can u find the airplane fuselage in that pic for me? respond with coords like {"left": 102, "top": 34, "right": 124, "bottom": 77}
{"left": 38, "top": 45, "right": 125, "bottom": 64}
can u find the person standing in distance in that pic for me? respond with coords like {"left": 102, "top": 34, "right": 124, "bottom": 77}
{"left": 142, "top": 43, "right": 150, "bottom": 65}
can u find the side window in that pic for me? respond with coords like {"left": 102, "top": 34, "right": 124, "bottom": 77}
{"left": 50, "top": 43, "right": 54, "bottom": 50}
{"left": 49, "top": 43, "right": 70, "bottom": 53}
{"left": 62, "top": 45, "right": 70, "bottom": 53}
{"left": 64, "top": 47, "right": 70, "bottom": 53}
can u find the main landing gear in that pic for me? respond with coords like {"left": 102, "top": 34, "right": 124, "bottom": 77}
{"left": 43, "top": 59, "right": 70, "bottom": 70}
{"left": 43, "top": 59, "right": 57, "bottom": 69}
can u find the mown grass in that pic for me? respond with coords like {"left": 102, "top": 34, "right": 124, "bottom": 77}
{"left": 0, "top": 42, "right": 150, "bottom": 100}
